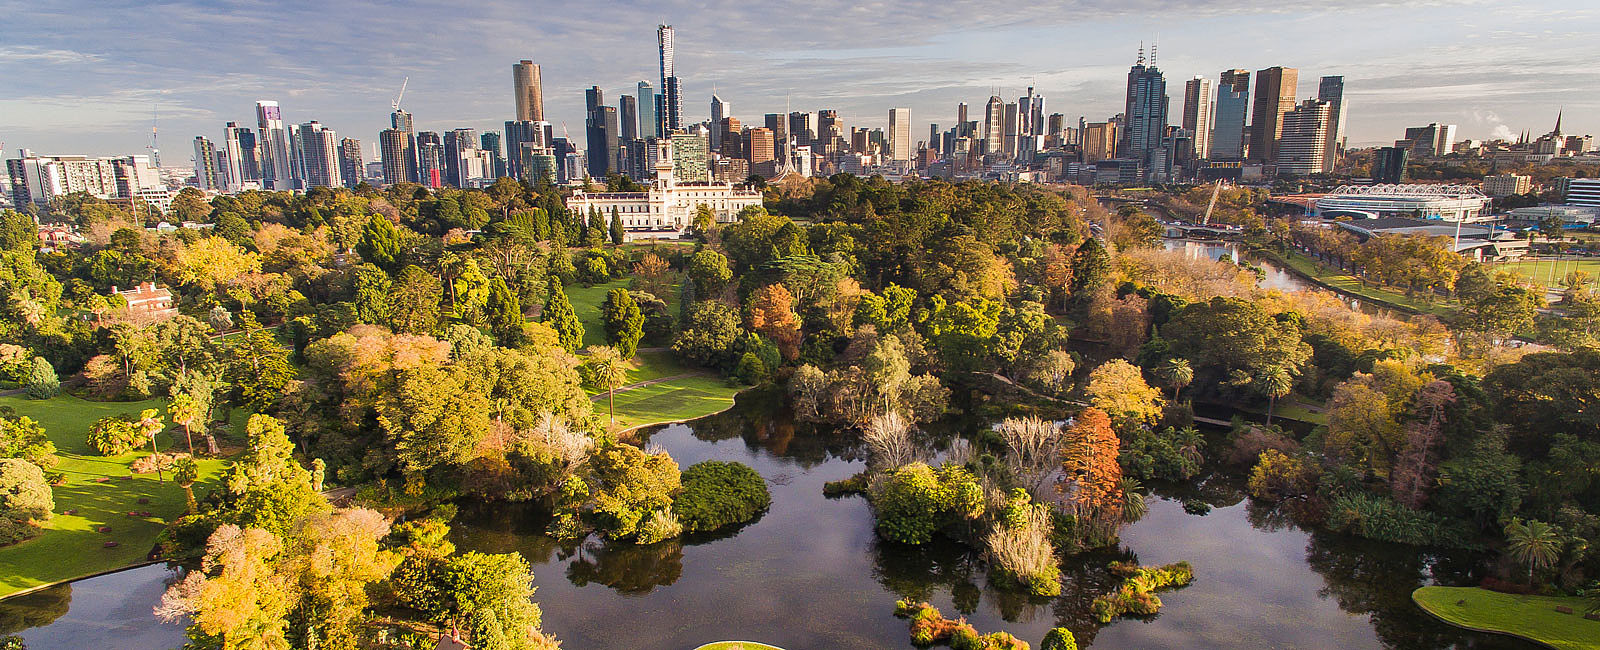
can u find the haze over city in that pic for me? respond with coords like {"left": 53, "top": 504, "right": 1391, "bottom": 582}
{"left": 3, "top": 0, "right": 1595, "bottom": 155}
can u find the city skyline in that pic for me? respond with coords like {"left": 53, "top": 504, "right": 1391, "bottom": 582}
{"left": 2, "top": 0, "right": 1596, "bottom": 158}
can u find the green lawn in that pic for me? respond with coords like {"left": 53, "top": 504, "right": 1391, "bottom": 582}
{"left": 1264, "top": 249, "right": 1457, "bottom": 317}
{"left": 0, "top": 394, "right": 228, "bottom": 599}
{"left": 693, "top": 642, "right": 787, "bottom": 650}
{"left": 1413, "top": 586, "right": 1600, "bottom": 650}
{"left": 1491, "top": 258, "right": 1600, "bottom": 290}
{"left": 563, "top": 276, "right": 683, "bottom": 349}
{"left": 595, "top": 374, "right": 741, "bottom": 431}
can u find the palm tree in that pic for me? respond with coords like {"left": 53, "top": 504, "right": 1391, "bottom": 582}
{"left": 137, "top": 408, "right": 166, "bottom": 484}
{"left": 582, "top": 346, "right": 629, "bottom": 424}
{"left": 1159, "top": 358, "right": 1193, "bottom": 401}
{"left": 1260, "top": 366, "right": 1293, "bottom": 427}
{"left": 173, "top": 458, "right": 199, "bottom": 513}
{"left": 1504, "top": 518, "right": 1562, "bottom": 584}
{"left": 1119, "top": 477, "right": 1148, "bottom": 523}
{"left": 168, "top": 393, "right": 200, "bottom": 455}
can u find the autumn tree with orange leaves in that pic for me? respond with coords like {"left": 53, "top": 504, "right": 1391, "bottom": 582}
{"left": 1060, "top": 407, "right": 1125, "bottom": 548}
{"left": 748, "top": 283, "right": 802, "bottom": 361}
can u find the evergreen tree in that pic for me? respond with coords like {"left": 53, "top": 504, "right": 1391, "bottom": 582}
{"left": 23, "top": 357, "right": 58, "bottom": 399}
{"left": 485, "top": 277, "right": 524, "bottom": 347}
{"left": 542, "top": 278, "right": 584, "bottom": 352}
{"left": 547, "top": 230, "right": 576, "bottom": 283}
{"left": 601, "top": 288, "right": 644, "bottom": 359}
{"left": 355, "top": 214, "right": 405, "bottom": 272}
{"left": 609, "top": 207, "right": 625, "bottom": 245}
{"left": 585, "top": 207, "right": 606, "bottom": 247}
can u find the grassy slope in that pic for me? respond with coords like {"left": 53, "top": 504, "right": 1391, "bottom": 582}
{"left": 1263, "top": 249, "right": 1457, "bottom": 317}
{"left": 1413, "top": 586, "right": 1600, "bottom": 650}
{"left": 1492, "top": 258, "right": 1600, "bottom": 290}
{"left": 0, "top": 395, "right": 227, "bottom": 598}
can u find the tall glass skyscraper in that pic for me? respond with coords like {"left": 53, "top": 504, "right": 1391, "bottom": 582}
{"left": 658, "top": 25, "right": 682, "bottom": 135}
{"left": 1212, "top": 70, "right": 1250, "bottom": 161}
{"left": 637, "top": 82, "right": 656, "bottom": 140}
{"left": 1120, "top": 51, "right": 1168, "bottom": 178}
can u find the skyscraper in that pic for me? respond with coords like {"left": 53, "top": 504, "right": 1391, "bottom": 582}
{"left": 637, "top": 82, "right": 657, "bottom": 140}
{"left": 982, "top": 96, "right": 1004, "bottom": 155}
{"left": 255, "top": 100, "right": 291, "bottom": 190}
{"left": 286, "top": 123, "right": 307, "bottom": 189}
{"left": 747, "top": 128, "right": 775, "bottom": 166}
{"left": 620, "top": 95, "right": 639, "bottom": 141}
{"left": 1212, "top": 70, "right": 1250, "bottom": 161}
{"left": 481, "top": 132, "right": 505, "bottom": 179}
{"left": 1002, "top": 103, "right": 1019, "bottom": 158}
{"left": 1249, "top": 66, "right": 1298, "bottom": 164}
{"left": 1181, "top": 76, "right": 1213, "bottom": 161}
{"left": 888, "top": 108, "right": 911, "bottom": 161}
{"left": 298, "top": 121, "right": 341, "bottom": 188}
{"left": 1317, "top": 76, "right": 1347, "bottom": 173}
{"left": 444, "top": 128, "right": 478, "bottom": 187}
{"left": 390, "top": 109, "right": 417, "bottom": 183}
{"left": 764, "top": 114, "right": 787, "bottom": 161}
{"left": 1278, "top": 99, "right": 1331, "bottom": 176}
{"left": 338, "top": 138, "right": 364, "bottom": 188}
{"left": 193, "top": 136, "right": 220, "bottom": 190}
{"left": 503, "top": 120, "right": 540, "bottom": 181}
{"left": 658, "top": 25, "right": 682, "bottom": 134}
{"left": 587, "top": 105, "right": 619, "bottom": 178}
{"left": 379, "top": 129, "right": 410, "bottom": 185}
{"left": 236, "top": 128, "right": 260, "bottom": 182}
{"left": 417, "top": 131, "right": 444, "bottom": 188}
{"left": 512, "top": 60, "right": 544, "bottom": 122}
{"left": 1121, "top": 49, "right": 1169, "bottom": 177}
{"left": 789, "top": 111, "right": 813, "bottom": 148}
{"left": 220, "top": 122, "right": 248, "bottom": 191}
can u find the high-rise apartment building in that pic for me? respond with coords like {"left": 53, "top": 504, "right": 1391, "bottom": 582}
{"left": 6, "top": 153, "right": 147, "bottom": 206}
{"left": 286, "top": 123, "right": 307, "bottom": 189}
{"left": 444, "top": 128, "right": 478, "bottom": 188}
{"left": 1248, "top": 66, "right": 1298, "bottom": 164}
{"left": 1121, "top": 52, "right": 1169, "bottom": 177}
{"left": 1212, "top": 69, "right": 1250, "bottom": 161}
{"left": 417, "top": 132, "right": 444, "bottom": 188}
{"left": 193, "top": 136, "right": 221, "bottom": 190}
{"left": 390, "top": 109, "right": 417, "bottom": 183}
{"left": 1401, "top": 123, "right": 1456, "bottom": 158}
{"left": 1317, "top": 76, "right": 1347, "bottom": 173}
{"left": 220, "top": 122, "right": 248, "bottom": 191}
{"left": 657, "top": 25, "right": 682, "bottom": 135}
{"left": 481, "top": 132, "right": 505, "bottom": 179}
{"left": 1278, "top": 99, "right": 1331, "bottom": 176}
{"left": 619, "top": 95, "right": 639, "bottom": 142}
{"left": 1482, "top": 174, "right": 1532, "bottom": 197}
{"left": 339, "top": 138, "right": 364, "bottom": 188}
{"left": 747, "top": 128, "right": 775, "bottom": 166}
{"left": 512, "top": 60, "right": 545, "bottom": 122}
{"left": 1083, "top": 122, "right": 1118, "bottom": 162}
{"left": 255, "top": 100, "right": 292, "bottom": 190}
{"left": 637, "top": 82, "right": 657, "bottom": 140}
{"left": 1181, "top": 77, "right": 1213, "bottom": 161}
{"left": 298, "top": 121, "right": 341, "bottom": 188}
{"left": 888, "top": 108, "right": 912, "bottom": 161}
{"left": 503, "top": 120, "right": 543, "bottom": 181}
{"left": 982, "top": 96, "right": 1004, "bottom": 156}
{"left": 379, "top": 129, "right": 410, "bottom": 186}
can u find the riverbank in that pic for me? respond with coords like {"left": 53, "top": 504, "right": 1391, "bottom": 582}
{"left": 1412, "top": 586, "right": 1599, "bottom": 650}
{"left": 1251, "top": 246, "right": 1458, "bottom": 318}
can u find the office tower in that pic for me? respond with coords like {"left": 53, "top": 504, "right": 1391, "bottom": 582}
{"left": 390, "top": 109, "right": 417, "bottom": 183}
{"left": 1401, "top": 123, "right": 1456, "bottom": 158}
{"left": 658, "top": 25, "right": 682, "bottom": 134}
{"left": 1278, "top": 100, "right": 1330, "bottom": 176}
{"left": 983, "top": 96, "right": 1004, "bottom": 155}
{"left": 1028, "top": 90, "right": 1045, "bottom": 137}
{"left": 193, "top": 136, "right": 220, "bottom": 190}
{"left": 503, "top": 120, "right": 540, "bottom": 180}
{"left": 297, "top": 121, "right": 340, "bottom": 188}
{"left": 444, "top": 128, "right": 478, "bottom": 187}
{"left": 711, "top": 93, "right": 728, "bottom": 128}
{"left": 379, "top": 129, "right": 410, "bottom": 185}
{"left": 220, "top": 122, "right": 247, "bottom": 191}
{"left": 1317, "top": 76, "right": 1347, "bottom": 172}
{"left": 1002, "top": 103, "right": 1019, "bottom": 157}
{"left": 1371, "top": 146, "right": 1409, "bottom": 183}
{"left": 1249, "top": 66, "right": 1298, "bottom": 163}
{"left": 929, "top": 124, "right": 940, "bottom": 153}
{"left": 747, "top": 128, "right": 775, "bottom": 165}
{"left": 587, "top": 106, "right": 619, "bottom": 178}
{"left": 620, "top": 94, "right": 639, "bottom": 141}
{"left": 637, "top": 82, "right": 657, "bottom": 140}
{"left": 586, "top": 86, "right": 604, "bottom": 115}
{"left": 236, "top": 128, "right": 260, "bottom": 181}
{"left": 481, "top": 132, "right": 505, "bottom": 179}
{"left": 670, "top": 131, "right": 710, "bottom": 182}
{"left": 888, "top": 108, "right": 912, "bottom": 161}
{"left": 1120, "top": 49, "right": 1169, "bottom": 177}
{"left": 1181, "top": 77, "right": 1213, "bottom": 161}
{"left": 817, "top": 110, "right": 839, "bottom": 140}
{"left": 1083, "top": 122, "right": 1118, "bottom": 162}
{"left": 255, "top": 100, "right": 292, "bottom": 189}
{"left": 958, "top": 102, "right": 969, "bottom": 128}
{"left": 720, "top": 117, "right": 743, "bottom": 159}
{"left": 764, "top": 114, "right": 788, "bottom": 161}
{"left": 339, "top": 138, "right": 363, "bottom": 188}
{"left": 286, "top": 123, "right": 308, "bottom": 189}
{"left": 417, "top": 132, "right": 444, "bottom": 188}
{"left": 789, "top": 112, "right": 813, "bottom": 148}
{"left": 512, "top": 60, "right": 544, "bottom": 122}
{"left": 1212, "top": 70, "right": 1250, "bottom": 161}
{"left": 1018, "top": 90, "right": 1035, "bottom": 138}
{"left": 1047, "top": 114, "right": 1064, "bottom": 138}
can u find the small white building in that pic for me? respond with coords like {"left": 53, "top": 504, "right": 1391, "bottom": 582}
{"left": 566, "top": 139, "right": 762, "bottom": 241}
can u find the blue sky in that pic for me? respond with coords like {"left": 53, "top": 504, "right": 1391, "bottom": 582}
{"left": 2, "top": 0, "right": 1596, "bottom": 162}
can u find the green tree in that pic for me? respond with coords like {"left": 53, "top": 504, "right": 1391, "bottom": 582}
{"left": 582, "top": 345, "right": 629, "bottom": 423}
{"left": 609, "top": 208, "right": 624, "bottom": 245}
{"left": 390, "top": 265, "right": 443, "bottom": 334}
{"left": 223, "top": 414, "right": 329, "bottom": 537}
{"left": 1504, "top": 518, "right": 1561, "bottom": 583}
{"left": 22, "top": 357, "right": 57, "bottom": 400}
{"left": 1042, "top": 627, "right": 1079, "bottom": 650}
{"left": 355, "top": 214, "right": 406, "bottom": 272}
{"left": 686, "top": 249, "right": 732, "bottom": 296}
{"left": 87, "top": 416, "right": 143, "bottom": 456}
{"left": 484, "top": 277, "right": 524, "bottom": 347}
{"left": 442, "top": 551, "right": 544, "bottom": 639}
{"left": 378, "top": 364, "right": 491, "bottom": 474}
{"left": 0, "top": 210, "right": 37, "bottom": 252}
{"left": 225, "top": 315, "right": 295, "bottom": 414}
{"left": 0, "top": 458, "right": 52, "bottom": 545}
{"left": 173, "top": 457, "right": 199, "bottom": 512}
{"left": 1070, "top": 238, "right": 1111, "bottom": 296}
{"left": 352, "top": 263, "right": 394, "bottom": 325}
{"left": 168, "top": 392, "right": 204, "bottom": 455}
{"left": 601, "top": 288, "right": 644, "bottom": 359}
{"left": 671, "top": 301, "right": 742, "bottom": 369}
{"left": 1259, "top": 365, "right": 1294, "bottom": 426}
{"left": 1158, "top": 358, "right": 1193, "bottom": 401}
{"left": 541, "top": 279, "right": 584, "bottom": 352}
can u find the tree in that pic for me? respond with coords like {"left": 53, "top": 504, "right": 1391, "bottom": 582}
{"left": 0, "top": 459, "right": 51, "bottom": 545}
{"left": 541, "top": 279, "right": 584, "bottom": 353}
{"left": 174, "top": 457, "right": 199, "bottom": 512}
{"left": 1504, "top": 518, "right": 1561, "bottom": 583}
{"left": 609, "top": 209, "right": 624, "bottom": 245}
{"left": 600, "top": 289, "right": 644, "bottom": 359}
{"left": 672, "top": 301, "right": 742, "bottom": 369}
{"left": 136, "top": 409, "right": 166, "bottom": 483}
{"left": 390, "top": 265, "right": 443, "bottom": 334}
{"left": 22, "top": 357, "right": 57, "bottom": 400}
{"left": 1042, "top": 627, "right": 1079, "bottom": 650}
{"left": 87, "top": 416, "right": 143, "bottom": 456}
{"left": 224, "top": 415, "right": 329, "bottom": 537}
{"left": 485, "top": 277, "right": 525, "bottom": 347}
{"left": 686, "top": 249, "right": 732, "bottom": 296}
{"left": 582, "top": 346, "right": 629, "bottom": 423}
{"left": 1259, "top": 365, "right": 1293, "bottom": 426}
{"left": 1164, "top": 297, "right": 1311, "bottom": 390}
{"left": 377, "top": 364, "right": 492, "bottom": 474}
{"left": 747, "top": 283, "right": 802, "bottom": 361}
{"left": 1158, "top": 358, "right": 1192, "bottom": 401}
{"left": 356, "top": 214, "right": 406, "bottom": 271}
{"left": 225, "top": 315, "right": 295, "bottom": 414}
{"left": 1084, "top": 360, "right": 1163, "bottom": 427}
{"left": 1070, "top": 238, "right": 1111, "bottom": 297}
{"left": 1390, "top": 379, "right": 1457, "bottom": 509}
{"left": 1060, "top": 408, "right": 1123, "bottom": 546}
{"left": 168, "top": 392, "right": 203, "bottom": 455}
{"left": 442, "top": 551, "right": 544, "bottom": 641}
{"left": 631, "top": 253, "right": 671, "bottom": 297}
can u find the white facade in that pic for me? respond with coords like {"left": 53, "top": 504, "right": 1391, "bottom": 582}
{"left": 566, "top": 139, "right": 762, "bottom": 241}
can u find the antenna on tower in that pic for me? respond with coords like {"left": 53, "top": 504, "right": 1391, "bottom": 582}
{"left": 1150, "top": 39, "right": 1158, "bottom": 66}
{"left": 391, "top": 76, "right": 409, "bottom": 112}
{"left": 1137, "top": 41, "right": 1145, "bottom": 66}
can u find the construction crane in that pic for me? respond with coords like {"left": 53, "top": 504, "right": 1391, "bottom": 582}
{"left": 391, "top": 76, "right": 409, "bottom": 112}
{"left": 1201, "top": 178, "right": 1223, "bottom": 226}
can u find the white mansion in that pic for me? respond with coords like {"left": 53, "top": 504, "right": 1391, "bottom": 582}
{"left": 565, "top": 139, "right": 763, "bottom": 241}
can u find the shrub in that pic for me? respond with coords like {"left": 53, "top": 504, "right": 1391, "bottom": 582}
{"left": 894, "top": 601, "right": 1030, "bottom": 650}
{"left": 1324, "top": 492, "right": 1471, "bottom": 547}
{"left": 1041, "top": 628, "right": 1078, "bottom": 650}
{"left": 1119, "top": 426, "right": 1204, "bottom": 482}
{"left": 131, "top": 452, "right": 189, "bottom": 474}
{"left": 1090, "top": 561, "right": 1194, "bottom": 623}
{"left": 870, "top": 462, "right": 985, "bottom": 545}
{"left": 1247, "top": 449, "right": 1317, "bottom": 500}
{"left": 675, "top": 461, "right": 771, "bottom": 533}
{"left": 822, "top": 472, "right": 869, "bottom": 497}
{"left": 985, "top": 491, "right": 1062, "bottom": 596}
{"left": 87, "top": 416, "right": 144, "bottom": 456}
{"left": 0, "top": 459, "right": 52, "bottom": 545}
{"left": 634, "top": 509, "right": 683, "bottom": 545}
{"left": 22, "top": 358, "right": 57, "bottom": 400}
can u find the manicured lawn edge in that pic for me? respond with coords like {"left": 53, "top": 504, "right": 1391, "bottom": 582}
{"left": 1412, "top": 586, "right": 1600, "bottom": 650}
{"left": 1254, "top": 247, "right": 1457, "bottom": 318}
{"left": 692, "top": 642, "right": 788, "bottom": 650}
